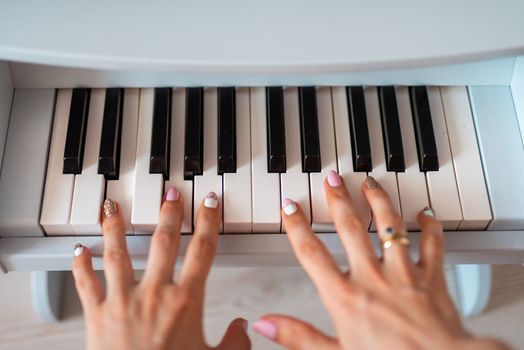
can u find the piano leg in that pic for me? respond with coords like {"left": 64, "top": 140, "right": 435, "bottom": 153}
{"left": 31, "top": 271, "right": 67, "bottom": 322}
{"left": 453, "top": 264, "right": 491, "bottom": 318}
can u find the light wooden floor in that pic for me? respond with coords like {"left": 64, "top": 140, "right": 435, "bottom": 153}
{"left": 0, "top": 265, "right": 523, "bottom": 350}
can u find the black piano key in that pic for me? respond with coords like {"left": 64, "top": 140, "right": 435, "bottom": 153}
{"left": 378, "top": 86, "right": 405, "bottom": 172}
{"left": 184, "top": 87, "right": 204, "bottom": 180}
{"left": 217, "top": 87, "right": 237, "bottom": 175}
{"left": 63, "top": 88, "right": 91, "bottom": 174}
{"left": 299, "top": 86, "right": 321, "bottom": 172}
{"left": 409, "top": 86, "right": 439, "bottom": 171}
{"left": 98, "top": 88, "right": 124, "bottom": 180}
{"left": 149, "top": 88, "right": 172, "bottom": 180}
{"left": 266, "top": 87, "right": 286, "bottom": 173}
{"left": 346, "top": 86, "right": 372, "bottom": 172}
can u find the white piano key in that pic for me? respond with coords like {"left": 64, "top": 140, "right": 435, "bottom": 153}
{"left": 106, "top": 89, "right": 139, "bottom": 234}
{"left": 40, "top": 89, "right": 76, "bottom": 235}
{"left": 131, "top": 89, "right": 163, "bottom": 234}
{"left": 425, "top": 87, "right": 462, "bottom": 230}
{"left": 440, "top": 86, "right": 492, "bottom": 230}
{"left": 0, "top": 89, "right": 55, "bottom": 236}
{"left": 193, "top": 88, "right": 223, "bottom": 231}
{"left": 165, "top": 88, "right": 193, "bottom": 233}
{"left": 70, "top": 89, "right": 106, "bottom": 235}
{"left": 366, "top": 87, "right": 401, "bottom": 231}
{"left": 281, "top": 87, "right": 311, "bottom": 231}
{"left": 332, "top": 87, "right": 370, "bottom": 227}
{"left": 395, "top": 86, "right": 429, "bottom": 230}
{"left": 469, "top": 86, "right": 524, "bottom": 230}
{"left": 250, "top": 87, "right": 281, "bottom": 233}
{"left": 310, "top": 87, "right": 337, "bottom": 232}
{"left": 223, "top": 88, "right": 252, "bottom": 233}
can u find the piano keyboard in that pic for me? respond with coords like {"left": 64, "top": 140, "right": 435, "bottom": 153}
{"left": 1, "top": 86, "right": 524, "bottom": 237}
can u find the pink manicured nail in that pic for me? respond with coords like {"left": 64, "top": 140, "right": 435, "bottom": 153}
{"left": 327, "top": 170, "right": 342, "bottom": 187}
{"left": 165, "top": 186, "right": 180, "bottom": 201}
{"left": 253, "top": 319, "right": 277, "bottom": 340}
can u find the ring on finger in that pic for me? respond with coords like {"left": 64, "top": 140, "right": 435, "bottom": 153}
{"left": 380, "top": 227, "right": 410, "bottom": 249}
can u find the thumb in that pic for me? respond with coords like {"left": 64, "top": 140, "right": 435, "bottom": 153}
{"left": 253, "top": 315, "right": 338, "bottom": 350}
{"left": 215, "top": 317, "right": 251, "bottom": 350}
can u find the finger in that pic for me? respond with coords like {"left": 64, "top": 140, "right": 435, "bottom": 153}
{"left": 324, "top": 170, "right": 379, "bottom": 276}
{"left": 254, "top": 315, "right": 338, "bottom": 350}
{"left": 361, "top": 176, "right": 415, "bottom": 284}
{"left": 142, "top": 187, "right": 183, "bottom": 288}
{"left": 179, "top": 192, "right": 221, "bottom": 293}
{"left": 282, "top": 198, "right": 350, "bottom": 300}
{"left": 102, "top": 199, "right": 134, "bottom": 298}
{"left": 72, "top": 244, "right": 103, "bottom": 310}
{"left": 215, "top": 318, "right": 251, "bottom": 350}
{"left": 417, "top": 207, "right": 445, "bottom": 281}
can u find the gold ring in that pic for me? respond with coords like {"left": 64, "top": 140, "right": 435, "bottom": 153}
{"left": 381, "top": 227, "right": 410, "bottom": 249}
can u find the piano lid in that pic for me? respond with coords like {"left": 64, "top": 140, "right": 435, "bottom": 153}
{"left": 0, "top": 0, "right": 523, "bottom": 73}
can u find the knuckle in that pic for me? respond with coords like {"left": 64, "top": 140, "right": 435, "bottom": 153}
{"left": 105, "top": 248, "right": 129, "bottom": 266}
{"left": 382, "top": 213, "right": 403, "bottom": 228}
{"left": 198, "top": 208, "right": 217, "bottom": 225}
{"left": 153, "top": 227, "right": 177, "bottom": 246}
{"left": 104, "top": 218, "right": 125, "bottom": 234}
{"left": 107, "top": 298, "right": 131, "bottom": 321}
{"left": 330, "top": 187, "right": 349, "bottom": 201}
{"left": 161, "top": 202, "right": 183, "bottom": 221}
{"left": 172, "top": 287, "right": 191, "bottom": 307}
{"left": 72, "top": 256, "right": 86, "bottom": 271}
{"left": 340, "top": 215, "right": 365, "bottom": 233}
{"left": 296, "top": 239, "right": 323, "bottom": 259}
{"left": 191, "top": 235, "right": 217, "bottom": 258}
{"left": 139, "top": 288, "right": 162, "bottom": 319}
{"left": 427, "top": 231, "right": 444, "bottom": 252}
{"left": 74, "top": 274, "right": 90, "bottom": 291}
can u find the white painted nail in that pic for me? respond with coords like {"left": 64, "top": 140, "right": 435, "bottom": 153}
{"left": 282, "top": 198, "right": 297, "bottom": 216}
{"left": 74, "top": 243, "right": 84, "bottom": 257}
{"left": 204, "top": 192, "right": 218, "bottom": 209}
{"left": 423, "top": 207, "right": 434, "bottom": 217}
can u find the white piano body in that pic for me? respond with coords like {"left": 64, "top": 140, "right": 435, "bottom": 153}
{"left": 1, "top": 0, "right": 524, "bottom": 274}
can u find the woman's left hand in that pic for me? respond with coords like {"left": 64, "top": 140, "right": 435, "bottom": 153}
{"left": 72, "top": 188, "right": 251, "bottom": 350}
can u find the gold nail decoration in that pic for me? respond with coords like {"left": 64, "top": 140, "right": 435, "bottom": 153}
{"left": 103, "top": 198, "right": 118, "bottom": 218}
{"left": 364, "top": 176, "right": 378, "bottom": 189}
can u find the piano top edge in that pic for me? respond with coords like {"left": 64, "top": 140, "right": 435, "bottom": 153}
{"left": 1, "top": 47, "right": 524, "bottom": 75}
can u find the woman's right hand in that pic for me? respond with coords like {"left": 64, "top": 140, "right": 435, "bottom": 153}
{"left": 254, "top": 171, "right": 509, "bottom": 350}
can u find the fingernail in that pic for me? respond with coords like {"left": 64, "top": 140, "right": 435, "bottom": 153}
{"left": 282, "top": 198, "right": 297, "bottom": 216}
{"left": 327, "top": 170, "right": 342, "bottom": 188}
{"left": 165, "top": 186, "right": 180, "bottom": 201}
{"left": 364, "top": 176, "right": 378, "bottom": 189}
{"left": 240, "top": 318, "right": 248, "bottom": 332}
{"left": 74, "top": 243, "right": 84, "bottom": 257}
{"left": 253, "top": 319, "right": 277, "bottom": 340}
{"left": 423, "top": 207, "right": 434, "bottom": 217}
{"left": 103, "top": 198, "right": 118, "bottom": 218}
{"left": 204, "top": 192, "right": 218, "bottom": 209}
